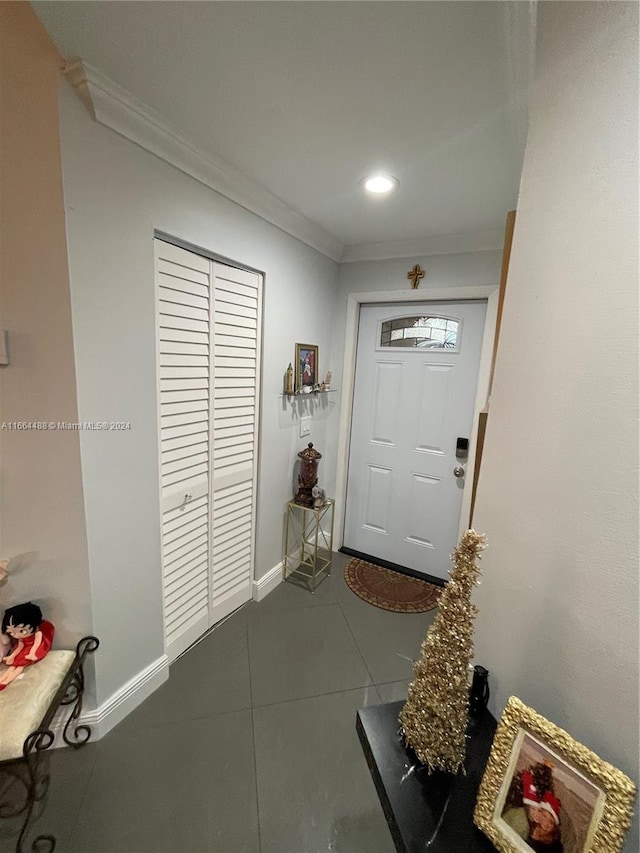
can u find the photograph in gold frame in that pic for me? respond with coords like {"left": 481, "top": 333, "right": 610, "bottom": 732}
{"left": 474, "top": 696, "right": 636, "bottom": 853}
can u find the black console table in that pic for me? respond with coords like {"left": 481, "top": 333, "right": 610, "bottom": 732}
{"left": 356, "top": 701, "right": 498, "bottom": 853}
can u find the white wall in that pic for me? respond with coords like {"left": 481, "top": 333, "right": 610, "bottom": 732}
{"left": 0, "top": 5, "right": 92, "bottom": 656}
{"left": 57, "top": 82, "right": 339, "bottom": 705}
{"left": 336, "top": 252, "right": 502, "bottom": 296}
{"left": 331, "top": 251, "right": 502, "bottom": 386}
{"left": 473, "top": 3, "right": 638, "bottom": 849}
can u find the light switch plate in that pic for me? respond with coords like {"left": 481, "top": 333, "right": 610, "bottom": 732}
{"left": 300, "top": 416, "right": 311, "bottom": 437}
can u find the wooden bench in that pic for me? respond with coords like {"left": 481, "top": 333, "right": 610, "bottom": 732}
{"left": 0, "top": 635, "right": 99, "bottom": 853}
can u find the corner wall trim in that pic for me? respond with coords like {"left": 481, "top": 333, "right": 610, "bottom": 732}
{"left": 61, "top": 58, "right": 343, "bottom": 262}
{"left": 253, "top": 563, "right": 282, "bottom": 602}
{"left": 51, "top": 653, "right": 169, "bottom": 746}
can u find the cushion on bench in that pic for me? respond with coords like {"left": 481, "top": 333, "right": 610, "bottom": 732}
{"left": 0, "top": 650, "right": 75, "bottom": 762}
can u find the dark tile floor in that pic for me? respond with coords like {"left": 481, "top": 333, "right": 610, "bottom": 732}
{"left": 1, "top": 553, "right": 437, "bottom": 853}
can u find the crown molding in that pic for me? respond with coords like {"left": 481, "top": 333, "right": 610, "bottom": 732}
{"left": 62, "top": 58, "right": 344, "bottom": 262}
{"left": 340, "top": 230, "right": 504, "bottom": 263}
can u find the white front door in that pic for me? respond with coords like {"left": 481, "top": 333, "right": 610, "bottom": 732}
{"left": 344, "top": 300, "right": 486, "bottom": 581}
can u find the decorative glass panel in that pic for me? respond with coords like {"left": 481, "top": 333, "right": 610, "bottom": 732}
{"left": 379, "top": 316, "right": 459, "bottom": 349}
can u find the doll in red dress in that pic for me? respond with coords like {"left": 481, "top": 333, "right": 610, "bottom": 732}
{"left": 0, "top": 602, "right": 54, "bottom": 690}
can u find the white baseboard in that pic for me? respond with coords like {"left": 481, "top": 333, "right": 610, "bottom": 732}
{"left": 47, "top": 563, "right": 286, "bottom": 747}
{"left": 252, "top": 562, "right": 282, "bottom": 602}
{"left": 51, "top": 653, "right": 169, "bottom": 746}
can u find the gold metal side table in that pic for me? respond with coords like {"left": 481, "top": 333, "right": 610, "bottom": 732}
{"left": 282, "top": 499, "right": 335, "bottom": 592}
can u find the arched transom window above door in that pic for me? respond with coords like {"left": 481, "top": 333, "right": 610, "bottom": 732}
{"left": 378, "top": 315, "right": 460, "bottom": 350}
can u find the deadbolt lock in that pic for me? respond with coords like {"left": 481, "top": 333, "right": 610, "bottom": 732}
{"left": 456, "top": 437, "right": 469, "bottom": 459}
{"left": 453, "top": 466, "right": 465, "bottom": 478}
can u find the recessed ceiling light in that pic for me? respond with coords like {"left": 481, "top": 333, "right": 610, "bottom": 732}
{"left": 362, "top": 174, "right": 399, "bottom": 195}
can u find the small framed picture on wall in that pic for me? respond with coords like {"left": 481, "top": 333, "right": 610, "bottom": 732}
{"left": 295, "top": 343, "right": 318, "bottom": 392}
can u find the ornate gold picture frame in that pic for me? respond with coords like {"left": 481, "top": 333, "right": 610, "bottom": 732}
{"left": 474, "top": 696, "right": 636, "bottom": 853}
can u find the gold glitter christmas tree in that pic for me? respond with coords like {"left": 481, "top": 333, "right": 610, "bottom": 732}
{"left": 398, "top": 529, "right": 487, "bottom": 773}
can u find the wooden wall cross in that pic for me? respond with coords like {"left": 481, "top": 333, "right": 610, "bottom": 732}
{"left": 407, "top": 264, "right": 425, "bottom": 289}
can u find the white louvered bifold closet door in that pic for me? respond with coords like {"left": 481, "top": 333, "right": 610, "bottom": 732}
{"left": 210, "top": 263, "right": 261, "bottom": 624}
{"left": 155, "top": 241, "right": 261, "bottom": 662}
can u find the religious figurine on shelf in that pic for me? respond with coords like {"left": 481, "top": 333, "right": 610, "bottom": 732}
{"left": 312, "top": 486, "right": 326, "bottom": 508}
{"left": 301, "top": 354, "right": 313, "bottom": 388}
{"left": 284, "top": 363, "right": 294, "bottom": 396}
{"left": 294, "top": 443, "right": 322, "bottom": 507}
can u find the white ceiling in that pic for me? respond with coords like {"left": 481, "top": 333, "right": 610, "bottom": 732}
{"left": 32, "top": 1, "right": 535, "bottom": 260}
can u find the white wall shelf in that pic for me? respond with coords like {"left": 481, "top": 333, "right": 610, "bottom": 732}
{"left": 278, "top": 390, "right": 338, "bottom": 399}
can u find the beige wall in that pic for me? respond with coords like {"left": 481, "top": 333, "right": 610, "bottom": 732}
{"left": 0, "top": 4, "right": 92, "bottom": 650}
{"left": 473, "top": 3, "right": 638, "bottom": 849}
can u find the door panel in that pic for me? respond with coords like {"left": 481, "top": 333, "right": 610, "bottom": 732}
{"left": 363, "top": 465, "right": 393, "bottom": 533}
{"left": 344, "top": 300, "right": 486, "bottom": 580}
{"left": 156, "top": 241, "right": 261, "bottom": 660}
{"left": 209, "top": 261, "right": 261, "bottom": 626}
{"left": 156, "top": 241, "right": 211, "bottom": 661}
{"left": 371, "top": 362, "right": 403, "bottom": 444}
{"left": 415, "top": 363, "right": 454, "bottom": 453}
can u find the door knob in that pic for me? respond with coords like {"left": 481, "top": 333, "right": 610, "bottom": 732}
{"left": 453, "top": 466, "right": 465, "bottom": 478}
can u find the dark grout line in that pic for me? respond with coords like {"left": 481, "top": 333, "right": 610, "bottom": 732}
{"left": 330, "top": 570, "right": 381, "bottom": 704}
{"left": 54, "top": 743, "right": 99, "bottom": 851}
{"left": 246, "top": 604, "right": 263, "bottom": 853}
{"left": 98, "top": 704, "right": 256, "bottom": 743}
{"left": 250, "top": 681, "right": 381, "bottom": 713}
{"left": 245, "top": 595, "right": 341, "bottom": 619}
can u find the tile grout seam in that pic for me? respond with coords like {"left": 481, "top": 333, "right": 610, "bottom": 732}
{"left": 59, "top": 745, "right": 100, "bottom": 851}
{"left": 331, "top": 572, "right": 382, "bottom": 704}
{"left": 246, "top": 607, "right": 263, "bottom": 853}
